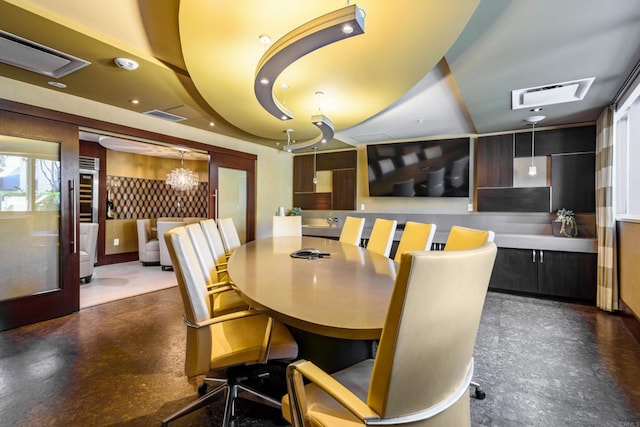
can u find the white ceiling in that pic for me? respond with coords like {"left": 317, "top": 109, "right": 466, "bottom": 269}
{"left": 1, "top": 0, "right": 640, "bottom": 155}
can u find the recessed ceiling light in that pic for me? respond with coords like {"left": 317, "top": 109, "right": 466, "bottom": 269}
{"left": 416, "top": 119, "right": 425, "bottom": 124}
{"left": 129, "top": 99, "right": 140, "bottom": 104}
{"left": 259, "top": 34, "right": 271, "bottom": 44}
{"left": 209, "top": 122, "right": 215, "bottom": 127}
{"left": 530, "top": 107, "right": 543, "bottom": 112}
{"left": 48, "top": 81, "right": 66, "bottom": 89}
{"left": 114, "top": 57, "right": 139, "bottom": 71}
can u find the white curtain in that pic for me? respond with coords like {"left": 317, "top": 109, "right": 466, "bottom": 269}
{"left": 595, "top": 105, "right": 618, "bottom": 312}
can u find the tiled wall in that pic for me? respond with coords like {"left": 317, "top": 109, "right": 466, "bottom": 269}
{"left": 107, "top": 175, "right": 208, "bottom": 219}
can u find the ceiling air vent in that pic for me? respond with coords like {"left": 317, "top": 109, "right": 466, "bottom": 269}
{"left": 79, "top": 156, "right": 100, "bottom": 171}
{"left": 0, "top": 30, "right": 90, "bottom": 78}
{"left": 143, "top": 109, "right": 187, "bottom": 122}
{"left": 511, "top": 77, "right": 595, "bottom": 110}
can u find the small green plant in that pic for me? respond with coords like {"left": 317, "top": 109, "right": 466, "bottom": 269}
{"left": 289, "top": 207, "right": 302, "bottom": 216}
{"left": 555, "top": 208, "right": 578, "bottom": 237}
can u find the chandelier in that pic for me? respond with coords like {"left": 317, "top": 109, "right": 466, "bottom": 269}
{"left": 166, "top": 150, "right": 199, "bottom": 191}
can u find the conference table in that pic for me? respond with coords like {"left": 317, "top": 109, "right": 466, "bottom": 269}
{"left": 227, "top": 236, "right": 397, "bottom": 371}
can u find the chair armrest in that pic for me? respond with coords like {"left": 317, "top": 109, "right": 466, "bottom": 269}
{"left": 184, "top": 309, "right": 261, "bottom": 329}
{"left": 287, "top": 360, "right": 380, "bottom": 423}
{"left": 206, "top": 280, "right": 232, "bottom": 290}
{"left": 216, "top": 261, "right": 228, "bottom": 268}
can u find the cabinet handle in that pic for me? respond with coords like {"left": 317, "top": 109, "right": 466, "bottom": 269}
{"left": 532, "top": 249, "right": 536, "bottom": 263}
{"left": 70, "top": 179, "right": 77, "bottom": 254}
{"left": 540, "top": 250, "right": 544, "bottom": 264}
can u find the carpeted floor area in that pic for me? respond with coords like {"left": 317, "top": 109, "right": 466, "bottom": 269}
{"left": 1, "top": 285, "right": 640, "bottom": 426}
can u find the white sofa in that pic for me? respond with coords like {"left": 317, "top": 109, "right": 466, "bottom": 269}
{"left": 136, "top": 219, "right": 160, "bottom": 266}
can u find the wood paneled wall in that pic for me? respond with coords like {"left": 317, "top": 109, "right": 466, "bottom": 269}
{"left": 619, "top": 220, "right": 640, "bottom": 319}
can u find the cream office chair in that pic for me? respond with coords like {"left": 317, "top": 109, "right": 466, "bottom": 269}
{"left": 184, "top": 223, "right": 247, "bottom": 316}
{"left": 79, "top": 223, "right": 99, "bottom": 283}
{"left": 443, "top": 225, "right": 495, "bottom": 400}
{"left": 136, "top": 219, "right": 160, "bottom": 266}
{"left": 282, "top": 243, "right": 498, "bottom": 427}
{"left": 393, "top": 221, "right": 436, "bottom": 263}
{"left": 162, "top": 226, "right": 298, "bottom": 427}
{"left": 217, "top": 217, "right": 242, "bottom": 255}
{"left": 366, "top": 218, "right": 398, "bottom": 258}
{"left": 339, "top": 216, "right": 366, "bottom": 246}
{"left": 200, "top": 218, "right": 231, "bottom": 270}
{"left": 272, "top": 215, "right": 302, "bottom": 237}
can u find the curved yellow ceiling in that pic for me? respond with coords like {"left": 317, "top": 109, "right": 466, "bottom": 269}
{"left": 179, "top": 1, "right": 478, "bottom": 143}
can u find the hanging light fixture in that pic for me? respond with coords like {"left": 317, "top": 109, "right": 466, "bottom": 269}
{"left": 524, "top": 115, "right": 545, "bottom": 176}
{"left": 313, "top": 147, "right": 318, "bottom": 184}
{"left": 166, "top": 149, "right": 199, "bottom": 191}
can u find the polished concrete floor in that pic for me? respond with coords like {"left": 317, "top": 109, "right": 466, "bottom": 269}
{"left": 1, "top": 285, "right": 640, "bottom": 426}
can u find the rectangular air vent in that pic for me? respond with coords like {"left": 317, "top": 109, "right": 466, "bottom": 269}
{"left": 512, "top": 78, "right": 595, "bottom": 110}
{"left": 79, "top": 156, "right": 99, "bottom": 171}
{"left": 143, "top": 109, "right": 187, "bottom": 122}
{"left": 0, "top": 30, "right": 90, "bottom": 78}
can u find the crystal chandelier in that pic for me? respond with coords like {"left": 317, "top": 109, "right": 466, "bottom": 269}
{"left": 166, "top": 150, "right": 199, "bottom": 191}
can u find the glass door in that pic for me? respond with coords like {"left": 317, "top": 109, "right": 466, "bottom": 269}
{"left": 0, "top": 112, "right": 78, "bottom": 331}
{"left": 209, "top": 151, "right": 256, "bottom": 243}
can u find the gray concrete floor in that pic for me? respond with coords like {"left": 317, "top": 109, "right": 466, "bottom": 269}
{"left": 1, "top": 287, "right": 639, "bottom": 426}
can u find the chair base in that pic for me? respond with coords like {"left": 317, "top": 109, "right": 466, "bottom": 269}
{"left": 161, "top": 369, "right": 282, "bottom": 426}
{"left": 470, "top": 380, "right": 486, "bottom": 400}
{"left": 140, "top": 260, "right": 160, "bottom": 267}
{"left": 161, "top": 265, "right": 173, "bottom": 271}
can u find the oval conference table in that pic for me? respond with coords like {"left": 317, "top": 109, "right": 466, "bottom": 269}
{"left": 228, "top": 236, "right": 397, "bottom": 371}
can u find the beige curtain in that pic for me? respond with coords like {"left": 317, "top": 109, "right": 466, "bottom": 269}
{"left": 595, "top": 105, "right": 618, "bottom": 312}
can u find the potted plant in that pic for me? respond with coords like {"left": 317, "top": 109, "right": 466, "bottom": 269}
{"left": 552, "top": 208, "right": 578, "bottom": 237}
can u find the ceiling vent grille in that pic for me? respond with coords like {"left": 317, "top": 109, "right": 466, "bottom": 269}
{"left": 0, "top": 30, "right": 90, "bottom": 78}
{"left": 143, "top": 109, "right": 187, "bottom": 122}
{"left": 79, "top": 156, "right": 100, "bottom": 171}
{"left": 512, "top": 77, "right": 595, "bottom": 110}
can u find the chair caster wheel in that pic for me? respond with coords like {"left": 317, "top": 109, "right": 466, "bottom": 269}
{"left": 474, "top": 388, "right": 486, "bottom": 400}
{"left": 198, "top": 383, "right": 208, "bottom": 396}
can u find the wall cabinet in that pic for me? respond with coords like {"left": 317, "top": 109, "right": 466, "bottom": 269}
{"left": 293, "top": 150, "right": 357, "bottom": 210}
{"left": 489, "top": 247, "right": 596, "bottom": 303}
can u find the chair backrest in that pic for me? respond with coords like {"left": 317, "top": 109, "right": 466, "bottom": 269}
{"left": 79, "top": 222, "right": 99, "bottom": 265}
{"left": 393, "top": 221, "right": 436, "bottom": 263}
{"left": 427, "top": 167, "right": 446, "bottom": 197}
{"left": 339, "top": 216, "right": 366, "bottom": 246}
{"left": 444, "top": 226, "right": 495, "bottom": 251}
{"left": 185, "top": 223, "right": 219, "bottom": 284}
{"left": 366, "top": 218, "right": 398, "bottom": 258}
{"left": 401, "top": 152, "right": 419, "bottom": 166}
{"left": 164, "top": 226, "right": 215, "bottom": 377}
{"left": 391, "top": 178, "right": 415, "bottom": 197}
{"left": 200, "top": 219, "right": 228, "bottom": 265}
{"left": 448, "top": 156, "right": 469, "bottom": 188}
{"left": 136, "top": 219, "right": 152, "bottom": 243}
{"left": 217, "top": 217, "right": 241, "bottom": 253}
{"left": 378, "top": 158, "right": 395, "bottom": 175}
{"left": 272, "top": 216, "right": 302, "bottom": 237}
{"left": 368, "top": 243, "right": 497, "bottom": 420}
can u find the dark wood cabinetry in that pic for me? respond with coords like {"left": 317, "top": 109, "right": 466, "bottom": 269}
{"left": 514, "top": 126, "right": 596, "bottom": 157}
{"left": 293, "top": 150, "right": 357, "bottom": 210}
{"left": 551, "top": 152, "right": 595, "bottom": 213}
{"left": 489, "top": 247, "right": 596, "bottom": 303}
{"left": 476, "top": 134, "right": 513, "bottom": 188}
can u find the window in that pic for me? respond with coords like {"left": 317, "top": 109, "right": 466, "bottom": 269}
{"left": 615, "top": 86, "right": 640, "bottom": 218}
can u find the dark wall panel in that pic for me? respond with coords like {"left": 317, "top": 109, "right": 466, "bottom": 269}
{"left": 477, "top": 187, "right": 551, "bottom": 212}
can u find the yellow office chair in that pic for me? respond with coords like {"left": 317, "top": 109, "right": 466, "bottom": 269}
{"left": 366, "top": 218, "right": 398, "bottom": 257}
{"left": 444, "top": 226, "right": 495, "bottom": 251}
{"left": 339, "top": 216, "right": 366, "bottom": 246}
{"left": 184, "top": 223, "right": 248, "bottom": 316}
{"left": 162, "top": 226, "right": 298, "bottom": 427}
{"left": 272, "top": 215, "right": 302, "bottom": 237}
{"left": 217, "top": 217, "right": 242, "bottom": 255}
{"left": 282, "top": 243, "right": 497, "bottom": 426}
{"left": 393, "top": 221, "right": 436, "bottom": 263}
{"left": 443, "top": 225, "right": 495, "bottom": 400}
{"left": 200, "top": 218, "right": 231, "bottom": 267}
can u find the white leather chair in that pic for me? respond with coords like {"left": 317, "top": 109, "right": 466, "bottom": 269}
{"left": 136, "top": 219, "right": 160, "bottom": 266}
{"left": 157, "top": 219, "right": 185, "bottom": 270}
{"left": 200, "top": 218, "right": 230, "bottom": 267}
{"left": 79, "top": 223, "right": 99, "bottom": 283}
{"left": 217, "top": 217, "right": 242, "bottom": 254}
{"left": 366, "top": 218, "right": 398, "bottom": 258}
{"left": 272, "top": 216, "right": 302, "bottom": 237}
{"left": 282, "top": 243, "right": 498, "bottom": 427}
{"left": 162, "top": 226, "right": 298, "bottom": 426}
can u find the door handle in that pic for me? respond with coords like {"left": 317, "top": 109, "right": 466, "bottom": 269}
{"left": 540, "top": 250, "right": 544, "bottom": 264}
{"left": 212, "top": 189, "right": 218, "bottom": 220}
{"left": 532, "top": 249, "right": 536, "bottom": 263}
{"left": 70, "top": 179, "right": 77, "bottom": 254}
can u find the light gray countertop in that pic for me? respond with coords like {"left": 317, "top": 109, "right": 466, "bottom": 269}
{"left": 301, "top": 225, "right": 597, "bottom": 253}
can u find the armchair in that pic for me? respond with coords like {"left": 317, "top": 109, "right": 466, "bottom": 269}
{"left": 393, "top": 221, "right": 436, "bottom": 263}
{"left": 157, "top": 219, "right": 185, "bottom": 271}
{"left": 282, "top": 243, "right": 497, "bottom": 426}
{"left": 79, "top": 223, "right": 98, "bottom": 283}
{"left": 366, "top": 218, "right": 397, "bottom": 258}
{"left": 339, "top": 216, "right": 366, "bottom": 246}
{"left": 272, "top": 215, "right": 302, "bottom": 237}
{"left": 162, "top": 226, "right": 298, "bottom": 426}
{"left": 136, "top": 219, "right": 160, "bottom": 266}
{"left": 217, "top": 217, "right": 242, "bottom": 254}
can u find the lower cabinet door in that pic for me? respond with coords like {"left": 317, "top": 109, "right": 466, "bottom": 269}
{"left": 489, "top": 248, "right": 538, "bottom": 293}
{"left": 537, "top": 251, "right": 597, "bottom": 303}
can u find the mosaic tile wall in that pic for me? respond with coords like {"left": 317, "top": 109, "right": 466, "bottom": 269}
{"left": 107, "top": 176, "right": 208, "bottom": 219}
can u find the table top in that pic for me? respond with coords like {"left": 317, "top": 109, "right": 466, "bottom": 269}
{"left": 227, "top": 236, "right": 397, "bottom": 340}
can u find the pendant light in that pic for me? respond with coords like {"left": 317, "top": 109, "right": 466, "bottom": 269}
{"left": 524, "top": 115, "right": 545, "bottom": 176}
{"left": 166, "top": 149, "right": 199, "bottom": 191}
